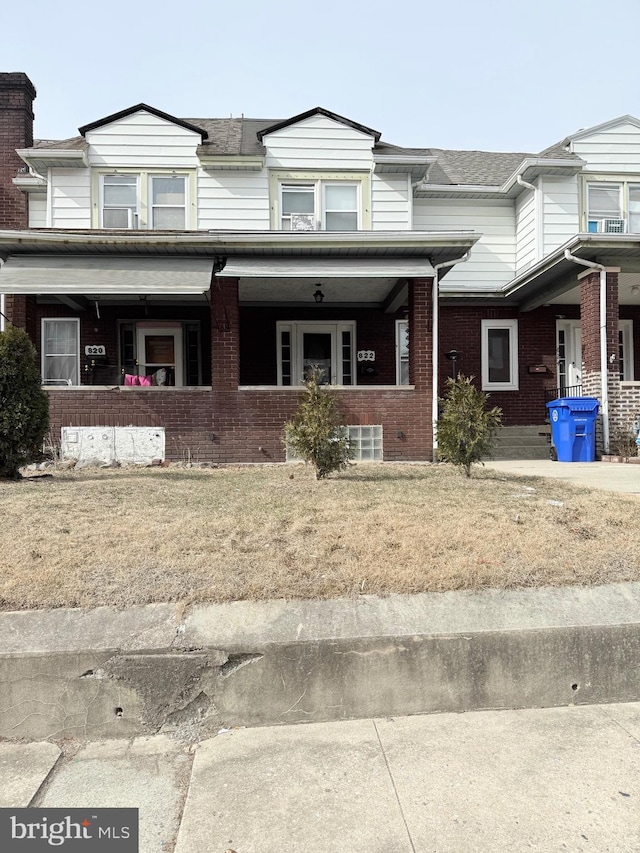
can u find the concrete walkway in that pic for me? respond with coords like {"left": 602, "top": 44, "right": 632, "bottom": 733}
{"left": 4, "top": 702, "right": 640, "bottom": 852}
{"left": 485, "top": 458, "right": 640, "bottom": 494}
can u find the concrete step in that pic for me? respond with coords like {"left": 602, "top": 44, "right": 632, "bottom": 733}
{"left": 491, "top": 425, "right": 551, "bottom": 460}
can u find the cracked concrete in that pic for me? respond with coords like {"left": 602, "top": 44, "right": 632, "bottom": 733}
{"left": 2, "top": 583, "right": 640, "bottom": 740}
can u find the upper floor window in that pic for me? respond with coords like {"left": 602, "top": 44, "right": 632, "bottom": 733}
{"left": 280, "top": 181, "right": 359, "bottom": 231}
{"left": 99, "top": 173, "right": 189, "bottom": 230}
{"left": 102, "top": 175, "right": 139, "bottom": 228}
{"left": 271, "top": 170, "right": 371, "bottom": 231}
{"left": 587, "top": 182, "right": 640, "bottom": 233}
{"left": 150, "top": 176, "right": 186, "bottom": 229}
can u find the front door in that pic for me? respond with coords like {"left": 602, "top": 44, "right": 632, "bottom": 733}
{"left": 557, "top": 320, "right": 582, "bottom": 392}
{"left": 136, "top": 324, "right": 183, "bottom": 386}
{"left": 299, "top": 326, "right": 335, "bottom": 384}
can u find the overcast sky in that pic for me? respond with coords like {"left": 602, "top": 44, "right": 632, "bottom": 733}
{"left": 4, "top": 0, "right": 640, "bottom": 153}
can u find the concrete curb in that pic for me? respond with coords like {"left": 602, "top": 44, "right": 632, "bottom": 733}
{"left": 2, "top": 583, "right": 640, "bottom": 740}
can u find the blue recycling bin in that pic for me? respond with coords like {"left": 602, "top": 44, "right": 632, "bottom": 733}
{"left": 546, "top": 397, "right": 600, "bottom": 462}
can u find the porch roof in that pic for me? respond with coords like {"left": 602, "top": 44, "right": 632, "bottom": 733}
{"left": 0, "top": 229, "right": 479, "bottom": 273}
{"left": 223, "top": 258, "right": 435, "bottom": 278}
{"left": 0, "top": 256, "right": 215, "bottom": 295}
{"left": 501, "top": 234, "right": 640, "bottom": 311}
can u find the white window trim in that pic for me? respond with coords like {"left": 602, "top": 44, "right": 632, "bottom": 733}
{"left": 149, "top": 174, "right": 188, "bottom": 230}
{"left": 481, "top": 319, "right": 519, "bottom": 391}
{"left": 93, "top": 169, "right": 196, "bottom": 229}
{"left": 619, "top": 319, "right": 634, "bottom": 381}
{"left": 100, "top": 174, "right": 140, "bottom": 229}
{"left": 41, "top": 317, "right": 80, "bottom": 386}
{"left": 395, "top": 319, "right": 409, "bottom": 385}
{"left": 583, "top": 178, "right": 640, "bottom": 233}
{"left": 269, "top": 170, "right": 371, "bottom": 230}
{"left": 276, "top": 320, "right": 356, "bottom": 386}
{"left": 321, "top": 182, "right": 360, "bottom": 231}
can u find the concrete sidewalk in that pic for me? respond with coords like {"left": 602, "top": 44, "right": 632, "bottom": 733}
{"left": 3, "top": 702, "right": 639, "bottom": 852}
{"left": 485, "top": 458, "right": 640, "bottom": 494}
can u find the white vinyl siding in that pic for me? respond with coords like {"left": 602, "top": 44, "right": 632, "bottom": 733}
{"left": 541, "top": 176, "right": 580, "bottom": 255}
{"left": 28, "top": 195, "right": 47, "bottom": 228}
{"left": 572, "top": 121, "right": 640, "bottom": 173}
{"left": 413, "top": 199, "right": 516, "bottom": 291}
{"left": 85, "top": 111, "right": 200, "bottom": 169}
{"left": 197, "top": 169, "right": 270, "bottom": 230}
{"left": 371, "top": 175, "right": 411, "bottom": 230}
{"left": 263, "top": 114, "right": 375, "bottom": 171}
{"left": 515, "top": 187, "right": 537, "bottom": 273}
{"left": 49, "top": 169, "right": 91, "bottom": 228}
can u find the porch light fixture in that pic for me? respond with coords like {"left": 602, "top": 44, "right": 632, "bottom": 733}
{"left": 313, "top": 286, "right": 325, "bottom": 304}
{"left": 444, "top": 349, "right": 459, "bottom": 379}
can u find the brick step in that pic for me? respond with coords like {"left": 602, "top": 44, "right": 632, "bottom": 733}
{"left": 489, "top": 425, "right": 551, "bottom": 461}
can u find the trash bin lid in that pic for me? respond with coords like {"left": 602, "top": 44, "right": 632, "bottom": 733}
{"left": 546, "top": 396, "right": 599, "bottom": 412}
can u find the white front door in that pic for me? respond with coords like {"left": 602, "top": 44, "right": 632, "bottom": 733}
{"left": 136, "top": 324, "right": 183, "bottom": 386}
{"left": 557, "top": 320, "right": 582, "bottom": 391}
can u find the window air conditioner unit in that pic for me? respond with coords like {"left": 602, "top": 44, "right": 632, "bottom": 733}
{"left": 290, "top": 214, "right": 316, "bottom": 231}
{"left": 597, "top": 218, "right": 626, "bottom": 233}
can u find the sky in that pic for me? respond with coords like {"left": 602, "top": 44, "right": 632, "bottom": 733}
{"left": 4, "top": 0, "right": 640, "bottom": 153}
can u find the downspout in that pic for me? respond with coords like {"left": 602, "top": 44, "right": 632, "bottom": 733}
{"left": 563, "top": 248, "right": 609, "bottom": 453}
{"left": 431, "top": 252, "right": 469, "bottom": 459}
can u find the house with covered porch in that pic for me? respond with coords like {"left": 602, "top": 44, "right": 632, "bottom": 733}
{"left": 1, "top": 71, "right": 639, "bottom": 463}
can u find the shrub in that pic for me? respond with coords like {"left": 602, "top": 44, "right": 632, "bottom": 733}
{"left": 284, "top": 366, "right": 352, "bottom": 479}
{"left": 0, "top": 326, "right": 50, "bottom": 479}
{"left": 437, "top": 374, "right": 502, "bottom": 478}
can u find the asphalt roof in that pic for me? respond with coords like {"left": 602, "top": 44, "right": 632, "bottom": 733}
{"left": 31, "top": 113, "right": 583, "bottom": 187}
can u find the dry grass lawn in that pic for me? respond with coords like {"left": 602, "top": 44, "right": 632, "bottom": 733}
{"left": 0, "top": 462, "right": 638, "bottom": 611}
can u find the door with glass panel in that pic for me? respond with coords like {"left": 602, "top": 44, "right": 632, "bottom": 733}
{"left": 136, "top": 325, "right": 183, "bottom": 386}
{"left": 299, "top": 327, "right": 335, "bottom": 384}
{"left": 557, "top": 320, "right": 582, "bottom": 392}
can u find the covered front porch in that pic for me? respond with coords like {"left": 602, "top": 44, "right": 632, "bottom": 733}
{"left": 0, "top": 229, "right": 478, "bottom": 463}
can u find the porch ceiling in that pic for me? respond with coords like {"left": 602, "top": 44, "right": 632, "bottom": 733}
{"left": 239, "top": 277, "right": 397, "bottom": 305}
{"left": 548, "top": 272, "right": 640, "bottom": 306}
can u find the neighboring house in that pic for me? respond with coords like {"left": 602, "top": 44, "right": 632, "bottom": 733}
{"left": 1, "top": 70, "right": 639, "bottom": 463}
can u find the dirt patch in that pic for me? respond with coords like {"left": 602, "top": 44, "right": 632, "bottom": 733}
{"left": 1, "top": 463, "right": 638, "bottom": 610}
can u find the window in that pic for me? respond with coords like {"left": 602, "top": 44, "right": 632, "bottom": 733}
{"left": 481, "top": 320, "right": 518, "bottom": 390}
{"left": 99, "top": 173, "right": 190, "bottom": 230}
{"left": 271, "top": 171, "right": 370, "bottom": 230}
{"left": 277, "top": 321, "right": 356, "bottom": 385}
{"left": 619, "top": 319, "right": 634, "bottom": 381}
{"left": 42, "top": 318, "right": 80, "bottom": 385}
{"left": 396, "top": 320, "right": 409, "bottom": 385}
{"left": 279, "top": 181, "right": 359, "bottom": 230}
{"left": 586, "top": 182, "right": 640, "bottom": 232}
{"left": 150, "top": 176, "right": 186, "bottom": 229}
{"left": 102, "top": 175, "right": 139, "bottom": 228}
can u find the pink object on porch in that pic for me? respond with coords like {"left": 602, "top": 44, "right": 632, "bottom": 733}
{"left": 124, "top": 374, "right": 139, "bottom": 386}
{"left": 138, "top": 375, "right": 153, "bottom": 386}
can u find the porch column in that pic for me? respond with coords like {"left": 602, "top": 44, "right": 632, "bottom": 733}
{"left": 408, "top": 277, "right": 435, "bottom": 459}
{"left": 210, "top": 276, "right": 240, "bottom": 390}
{"left": 579, "top": 267, "right": 619, "bottom": 452}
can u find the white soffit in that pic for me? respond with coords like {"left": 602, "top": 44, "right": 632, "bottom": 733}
{"left": 222, "top": 258, "right": 435, "bottom": 278}
{"left": 0, "top": 256, "right": 214, "bottom": 294}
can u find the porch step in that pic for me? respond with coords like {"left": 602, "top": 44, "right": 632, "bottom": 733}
{"left": 489, "top": 425, "right": 551, "bottom": 461}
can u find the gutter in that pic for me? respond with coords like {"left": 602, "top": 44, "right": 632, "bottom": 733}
{"left": 432, "top": 253, "right": 470, "bottom": 459}
{"left": 563, "top": 249, "right": 610, "bottom": 453}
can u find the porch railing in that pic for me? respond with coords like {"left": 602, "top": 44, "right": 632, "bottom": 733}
{"left": 544, "top": 384, "right": 583, "bottom": 403}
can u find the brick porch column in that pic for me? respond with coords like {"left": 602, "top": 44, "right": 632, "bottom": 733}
{"left": 408, "top": 277, "right": 435, "bottom": 459}
{"left": 210, "top": 276, "right": 240, "bottom": 389}
{"left": 579, "top": 267, "right": 619, "bottom": 451}
{"left": 0, "top": 73, "right": 37, "bottom": 330}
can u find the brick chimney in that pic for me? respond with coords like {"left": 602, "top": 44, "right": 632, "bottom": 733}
{"left": 0, "top": 72, "right": 36, "bottom": 230}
